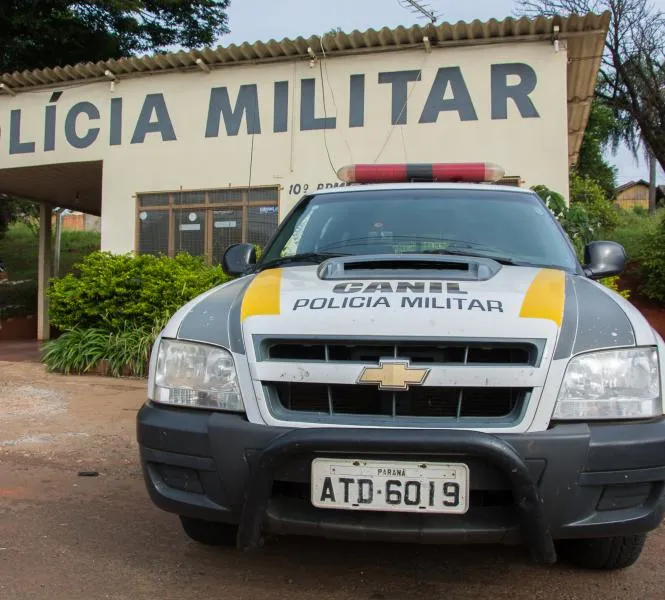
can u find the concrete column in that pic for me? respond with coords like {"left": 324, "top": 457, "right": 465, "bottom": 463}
{"left": 53, "top": 210, "right": 63, "bottom": 278}
{"left": 37, "top": 202, "right": 53, "bottom": 341}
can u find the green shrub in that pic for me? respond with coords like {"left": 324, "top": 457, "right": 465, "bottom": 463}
{"left": 48, "top": 251, "right": 231, "bottom": 330}
{"left": 636, "top": 213, "right": 665, "bottom": 302}
{"left": 42, "top": 325, "right": 159, "bottom": 377}
{"left": 532, "top": 184, "right": 592, "bottom": 256}
{"left": 0, "top": 222, "right": 100, "bottom": 282}
{"left": 534, "top": 177, "right": 619, "bottom": 256}
{"left": 569, "top": 173, "right": 619, "bottom": 235}
{"left": 0, "top": 279, "right": 37, "bottom": 320}
{"left": 610, "top": 209, "right": 661, "bottom": 263}
{"left": 600, "top": 275, "right": 630, "bottom": 299}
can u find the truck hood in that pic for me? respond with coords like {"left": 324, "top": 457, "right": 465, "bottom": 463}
{"left": 172, "top": 255, "right": 642, "bottom": 363}
{"left": 239, "top": 261, "right": 564, "bottom": 345}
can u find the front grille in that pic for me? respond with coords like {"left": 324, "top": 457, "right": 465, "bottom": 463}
{"left": 269, "top": 382, "right": 528, "bottom": 420}
{"left": 265, "top": 340, "right": 537, "bottom": 366}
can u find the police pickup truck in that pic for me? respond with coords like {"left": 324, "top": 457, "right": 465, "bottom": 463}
{"left": 137, "top": 162, "right": 665, "bottom": 570}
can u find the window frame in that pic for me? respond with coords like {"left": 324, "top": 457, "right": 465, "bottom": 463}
{"left": 135, "top": 185, "right": 280, "bottom": 262}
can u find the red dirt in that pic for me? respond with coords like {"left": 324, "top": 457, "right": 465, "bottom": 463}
{"left": 0, "top": 339, "right": 42, "bottom": 362}
{"left": 0, "top": 314, "right": 37, "bottom": 340}
{"left": 618, "top": 265, "right": 665, "bottom": 338}
{"left": 2, "top": 361, "right": 665, "bottom": 599}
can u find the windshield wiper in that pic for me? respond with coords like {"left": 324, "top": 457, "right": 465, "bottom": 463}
{"left": 257, "top": 252, "right": 348, "bottom": 271}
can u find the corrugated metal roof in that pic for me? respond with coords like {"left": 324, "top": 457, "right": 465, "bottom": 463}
{"left": 0, "top": 12, "right": 610, "bottom": 165}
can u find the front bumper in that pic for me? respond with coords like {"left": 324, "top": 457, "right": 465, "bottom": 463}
{"left": 137, "top": 402, "right": 665, "bottom": 563}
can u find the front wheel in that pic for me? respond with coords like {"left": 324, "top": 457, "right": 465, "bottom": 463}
{"left": 557, "top": 534, "right": 647, "bottom": 570}
{"left": 179, "top": 516, "right": 238, "bottom": 547}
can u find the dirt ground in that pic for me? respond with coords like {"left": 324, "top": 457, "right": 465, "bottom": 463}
{"left": 2, "top": 361, "right": 665, "bottom": 600}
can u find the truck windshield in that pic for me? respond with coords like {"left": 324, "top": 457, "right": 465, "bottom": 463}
{"left": 260, "top": 189, "right": 579, "bottom": 271}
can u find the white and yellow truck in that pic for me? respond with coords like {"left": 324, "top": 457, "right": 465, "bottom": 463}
{"left": 137, "top": 163, "right": 665, "bottom": 570}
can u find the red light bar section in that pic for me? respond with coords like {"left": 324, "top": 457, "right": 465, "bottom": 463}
{"left": 337, "top": 163, "right": 505, "bottom": 184}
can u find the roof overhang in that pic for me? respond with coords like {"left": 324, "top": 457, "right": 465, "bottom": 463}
{"left": 0, "top": 12, "right": 610, "bottom": 167}
{"left": 0, "top": 162, "right": 102, "bottom": 214}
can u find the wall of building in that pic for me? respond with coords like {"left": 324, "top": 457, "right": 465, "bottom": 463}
{"left": 50, "top": 212, "right": 101, "bottom": 232}
{"left": 0, "top": 40, "right": 569, "bottom": 254}
{"left": 616, "top": 184, "right": 650, "bottom": 210}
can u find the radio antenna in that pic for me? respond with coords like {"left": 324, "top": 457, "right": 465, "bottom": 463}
{"left": 397, "top": 0, "right": 438, "bottom": 23}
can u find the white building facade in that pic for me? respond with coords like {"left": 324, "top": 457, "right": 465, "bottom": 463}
{"left": 0, "top": 13, "right": 608, "bottom": 337}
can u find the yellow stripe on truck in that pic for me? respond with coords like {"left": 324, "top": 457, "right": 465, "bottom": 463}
{"left": 519, "top": 269, "right": 565, "bottom": 327}
{"left": 240, "top": 269, "right": 283, "bottom": 322}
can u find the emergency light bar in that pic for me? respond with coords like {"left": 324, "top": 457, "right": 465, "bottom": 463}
{"left": 337, "top": 163, "right": 505, "bottom": 184}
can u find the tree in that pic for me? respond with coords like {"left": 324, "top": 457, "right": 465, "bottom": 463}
{"left": 0, "top": 197, "right": 39, "bottom": 239}
{"left": 517, "top": 0, "right": 665, "bottom": 176}
{"left": 0, "top": 1, "right": 231, "bottom": 73}
{"left": 575, "top": 99, "right": 619, "bottom": 199}
{"left": 0, "top": 1, "right": 231, "bottom": 238}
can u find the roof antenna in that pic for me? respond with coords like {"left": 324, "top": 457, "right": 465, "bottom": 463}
{"left": 397, "top": 0, "right": 438, "bottom": 23}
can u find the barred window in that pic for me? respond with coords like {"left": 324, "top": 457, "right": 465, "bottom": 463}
{"left": 138, "top": 209, "right": 169, "bottom": 255}
{"left": 136, "top": 186, "right": 279, "bottom": 261}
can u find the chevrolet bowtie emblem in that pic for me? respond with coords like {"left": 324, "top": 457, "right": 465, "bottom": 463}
{"left": 357, "top": 360, "right": 430, "bottom": 391}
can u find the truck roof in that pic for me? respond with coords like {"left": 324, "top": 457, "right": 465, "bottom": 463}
{"left": 312, "top": 183, "right": 536, "bottom": 195}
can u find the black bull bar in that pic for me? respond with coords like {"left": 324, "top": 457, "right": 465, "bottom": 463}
{"left": 236, "top": 427, "right": 557, "bottom": 564}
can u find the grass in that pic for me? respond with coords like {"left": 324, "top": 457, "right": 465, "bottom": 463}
{"left": 0, "top": 223, "right": 100, "bottom": 319}
{"left": 0, "top": 222, "right": 100, "bottom": 281}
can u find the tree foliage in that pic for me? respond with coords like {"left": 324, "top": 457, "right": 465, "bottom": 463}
{"left": 533, "top": 174, "right": 619, "bottom": 252}
{"left": 575, "top": 100, "right": 618, "bottom": 199}
{"left": 0, "top": 197, "right": 39, "bottom": 239}
{"left": 0, "top": 0, "right": 231, "bottom": 73}
{"left": 0, "top": 1, "right": 230, "bottom": 224}
{"left": 533, "top": 180, "right": 629, "bottom": 297}
{"left": 518, "top": 0, "right": 665, "bottom": 174}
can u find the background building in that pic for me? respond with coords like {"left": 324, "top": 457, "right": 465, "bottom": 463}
{"left": 614, "top": 180, "right": 665, "bottom": 211}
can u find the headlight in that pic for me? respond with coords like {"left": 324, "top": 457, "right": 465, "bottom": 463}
{"left": 553, "top": 347, "right": 661, "bottom": 420}
{"left": 153, "top": 339, "right": 244, "bottom": 412}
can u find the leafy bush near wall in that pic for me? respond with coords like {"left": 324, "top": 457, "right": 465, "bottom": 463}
{"left": 44, "top": 251, "right": 232, "bottom": 377}
{"left": 42, "top": 325, "right": 159, "bottom": 377}
{"left": 48, "top": 251, "right": 231, "bottom": 331}
{"left": 0, "top": 280, "right": 38, "bottom": 320}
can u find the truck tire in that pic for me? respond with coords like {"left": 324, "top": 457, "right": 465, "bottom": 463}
{"left": 558, "top": 534, "right": 647, "bottom": 570}
{"left": 179, "top": 516, "right": 238, "bottom": 547}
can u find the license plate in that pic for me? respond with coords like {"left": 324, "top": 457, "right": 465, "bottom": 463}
{"left": 310, "top": 458, "right": 469, "bottom": 514}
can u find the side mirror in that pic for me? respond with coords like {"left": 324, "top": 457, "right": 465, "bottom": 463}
{"left": 222, "top": 243, "right": 256, "bottom": 276}
{"left": 583, "top": 241, "right": 626, "bottom": 279}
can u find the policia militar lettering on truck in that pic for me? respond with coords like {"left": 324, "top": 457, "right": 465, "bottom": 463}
{"left": 137, "top": 162, "right": 665, "bottom": 571}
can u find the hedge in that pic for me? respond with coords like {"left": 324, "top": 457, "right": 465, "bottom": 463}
{"left": 43, "top": 251, "right": 232, "bottom": 376}
{"left": 0, "top": 279, "right": 38, "bottom": 320}
{"left": 47, "top": 251, "right": 231, "bottom": 331}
